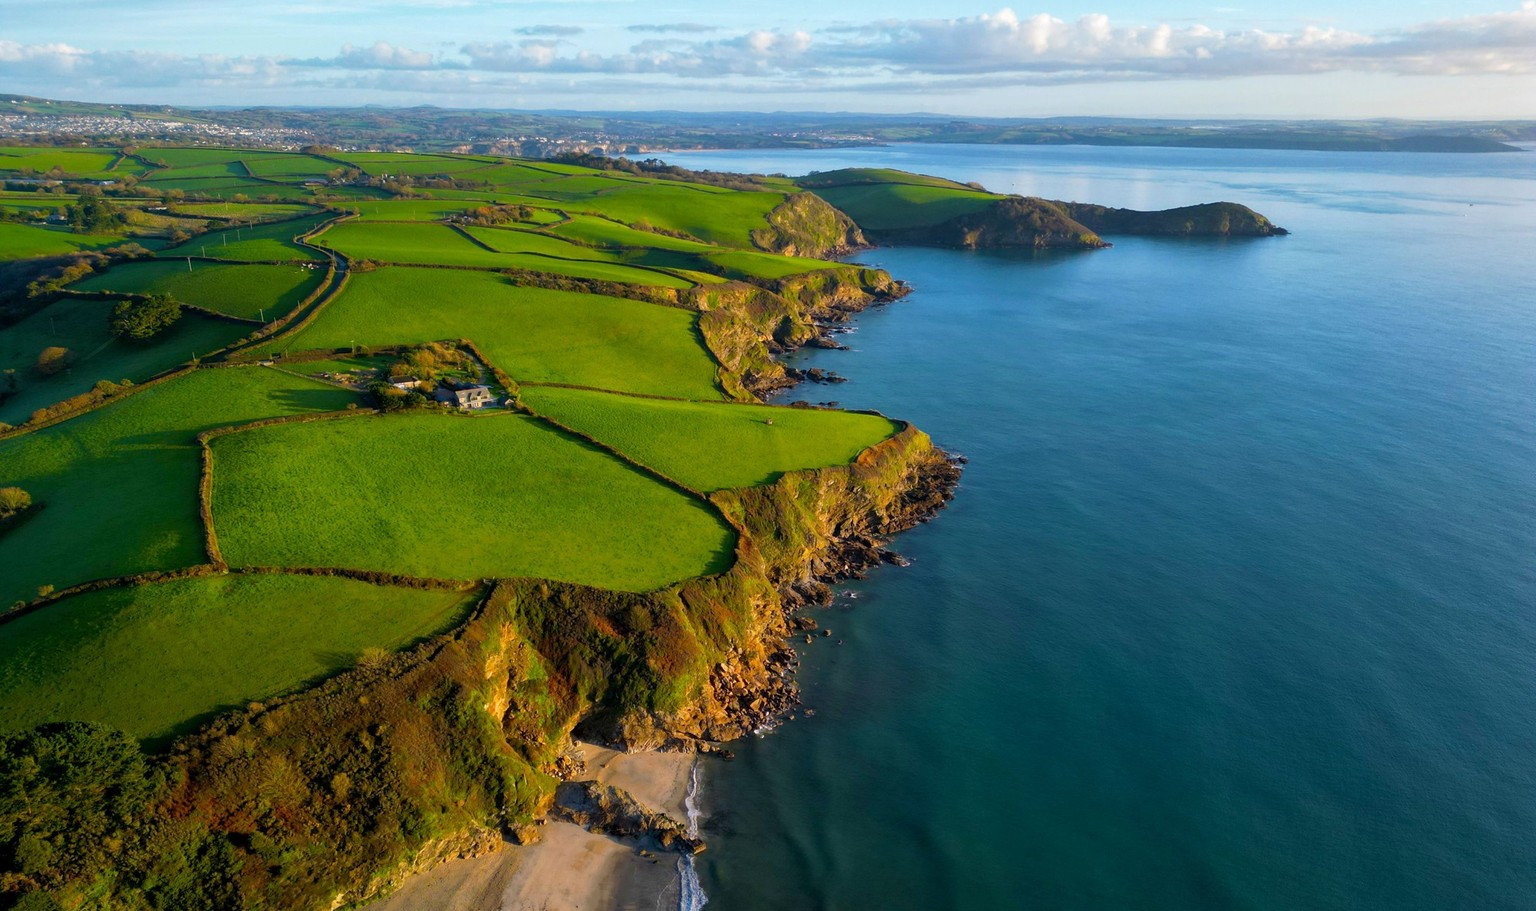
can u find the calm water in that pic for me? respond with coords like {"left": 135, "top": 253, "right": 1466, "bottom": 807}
{"left": 660, "top": 144, "right": 1536, "bottom": 911}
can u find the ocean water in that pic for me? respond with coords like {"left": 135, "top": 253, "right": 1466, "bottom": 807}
{"left": 660, "top": 144, "right": 1536, "bottom": 910}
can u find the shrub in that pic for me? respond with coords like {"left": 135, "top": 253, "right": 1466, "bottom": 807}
{"left": 110, "top": 293, "right": 182, "bottom": 341}
{"left": 0, "top": 487, "right": 31, "bottom": 519}
{"left": 34, "top": 347, "right": 74, "bottom": 377}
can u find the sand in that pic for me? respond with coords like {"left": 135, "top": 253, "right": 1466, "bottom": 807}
{"left": 366, "top": 742, "right": 696, "bottom": 911}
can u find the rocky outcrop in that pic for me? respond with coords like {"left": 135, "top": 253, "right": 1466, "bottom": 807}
{"left": 751, "top": 191, "right": 867, "bottom": 259}
{"left": 552, "top": 781, "right": 703, "bottom": 854}
{"left": 690, "top": 266, "right": 906, "bottom": 399}
{"left": 869, "top": 196, "right": 1107, "bottom": 250}
{"left": 1055, "top": 201, "right": 1288, "bottom": 237}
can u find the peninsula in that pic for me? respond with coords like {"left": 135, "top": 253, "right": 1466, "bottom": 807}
{"left": 0, "top": 140, "right": 1282, "bottom": 910}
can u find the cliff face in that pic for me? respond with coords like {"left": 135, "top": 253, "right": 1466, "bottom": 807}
{"left": 751, "top": 192, "right": 868, "bottom": 259}
{"left": 868, "top": 196, "right": 1107, "bottom": 250}
{"left": 691, "top": 266, "right": 905, "bottom": 399}
{"left": 1055, "top": 201, "right": 1289, "bottom": 237}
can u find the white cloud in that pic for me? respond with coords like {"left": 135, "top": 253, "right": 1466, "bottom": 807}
{"left": 3, "top": 5, "right": 1534, "bottom": 99}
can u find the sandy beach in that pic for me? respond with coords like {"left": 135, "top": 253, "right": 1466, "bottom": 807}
{"left": 367, "top": 742, "right": 697, "bottom": 911}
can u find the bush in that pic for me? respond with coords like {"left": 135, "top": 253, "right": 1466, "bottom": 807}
{"left": 34, "top": 347, "right": 74, "bottom": 377}
{"left": 0, "top": 487, "right": 31, "bottom": 519}
{"left": 110, "top": 293, "right": 182, "bottom": 341}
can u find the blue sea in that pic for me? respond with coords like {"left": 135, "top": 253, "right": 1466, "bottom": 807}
{"left": 660, "top": 143, "right": 1536, "bottom": 911}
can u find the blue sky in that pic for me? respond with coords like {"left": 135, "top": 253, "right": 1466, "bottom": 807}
{"left": 3, "top": 1, "right": 1534, "bottom": 117}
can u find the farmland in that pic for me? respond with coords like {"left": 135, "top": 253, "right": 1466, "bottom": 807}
{"left": 285, "top": 267, "right": 723, "bottom": 399}
{"left": 521, "top": 385, "right": 900, "bottom": 491}
{"left": 797, "top": 168, "right": 1004, "bottom": 230}
{"left": 0, "top": 140, "right": 943, "bottom": 911}
{"left": 210, "top": 412, "right": 735, "bottom": 591}
{"left": 0, "top": 574, "right": 478, "bottom": 741}
{"left": 71, "top": 260, "right": 325, "bottom": 320}
{"left": 159, "top": 213, "right": 330, "bottom": 261}
{"left": 0, "top": 296, "right": 252, "bottom": 426}
{"left": 0, "top": 367, "right": 357, "bottom": 607}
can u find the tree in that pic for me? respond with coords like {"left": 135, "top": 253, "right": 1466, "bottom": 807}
{"left": 0, "top": 487, "right": 30, "bottom": 518}
{"left": 64, "top": 194, "right": 126, "bottom": 234}
{"left": 110, "top": 294, "right": 181, "bottom": 341}
{"left": 34, "top": 347, "right": 74, "bottom": 376}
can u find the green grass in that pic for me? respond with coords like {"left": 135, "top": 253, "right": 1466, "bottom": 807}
{"left": 284, "top": 267, "right": 722, "bottom": 399}
{"left": 0, "top": 574, "right": 477, "bottom": 742}
{"left": 521, "top": 386, "right": 900, "bottom": 491}
{"left": 314, "top": 221, "right": 692, "bottom": 287}
{"left": 0, "top": 222, "right": 129, "bottom": 260}
{"left": 159, "top": 214, "right": 329, "bottom": 262}
{"left": 211, "top": 412, "right": 734, "bottom": 591}
{"left": 565, "top": 183, "right": 784, "bottom": 247}
{"left": 142, "top": 161, "right": 248, "bottom": 181}
{"left": 704, "top": 250, "right": 838, "bottom": 280}
{"left": 0, "top": 367, "right": 358, "bottom": 607}
{"left": 549, "top": 215, "right": 715, "bottom": 253}
{"left": 139, "top": 148, "right": 280, "bottom": 167}
{"left": 175, "top": 202, "right": 314, "bottom": 220}
{"left": 338, "top": 153, "right": 495, "bottom": 176}
{"left": 800, "top": 173, "right": 1003, "bottom": 231}
{"left": 71, "top": 260, "right": 325, "bottom": 320}
{"left": 241, "top": 155, "right": 338, "bottom": 179}
{"left": 343, "top": 199, "right": 481, "bottom": 222}
{"left": 0, "top": 297, "right": 253, "bottom": 425}
{"left": 0, "top": 147, "right": 124, "bottom": 178}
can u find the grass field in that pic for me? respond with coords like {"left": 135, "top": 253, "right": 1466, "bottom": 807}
{"left": 338, "top": 152, "right": 496, "bottom": 176}
{"left": 283, "top": 267, "right": 723, "bottom": 399}
{"left": 159, "top": 214, "right": 329, "bottom": 262}
{"left": 142, "top": 161, "right": 249, "bottom": 181}
{"left": 0, "top": 147, "right": 126, "bottom": 178}
{"left": 314, "top": 221, "right": 693, "bottom": 287}
{"left": 565, "top": 183, "right": 784, "bottom": 247}
{"left": 0, "top": 222, "right": 129, "bottom": 260}
{"left": 521, "top": 386, "right": 900, "bottom": 491}
{"left": 548, "top": 214, "right": 715, "bottom": 253}
{"left": 211, "top": 412, "right": 734, "bottom": 591}
{"left": 704, "top": 250, "right": 838, "bottom": 280}
{"left": 343, "top": 199, "right": 482, "bottom": 222}
{"left": 140, "top": 148, "right": 294, "bottom": 168}
{"left": 0, "top": 574, "right": 478, "bottom": 742}
{"left": 241, "top": 155, "right": 338, "bottom": 179}
{"left": 798, "top": 170, "right": 1003, "bottom": 230}
{"left": 174, "top": 202, "right": 315, "bottom": 220}
{"left": 71, "top": 260, "right": 325, "bottom": 320}
{"left": 0, "top": 297, "right": 253, "bottom": 425}
{"left": 0, "top": 368, "right": 358, "bottom": 607}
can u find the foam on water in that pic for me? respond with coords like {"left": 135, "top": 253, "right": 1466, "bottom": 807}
{"left": 677, "top": 760, "right": 707, "bottom": 911}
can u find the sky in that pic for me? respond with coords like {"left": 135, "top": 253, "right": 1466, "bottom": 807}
{"left": 2, "top": 0, "right": 1534, "bottom": 118}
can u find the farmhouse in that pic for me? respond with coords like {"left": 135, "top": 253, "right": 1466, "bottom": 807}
{"left": 435, "top": 384, "right": 496, "bottom": 410}
{"left": 390, "top": 376, "right": 422, "bottom": 390}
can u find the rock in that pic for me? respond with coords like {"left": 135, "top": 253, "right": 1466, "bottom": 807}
{"left": 551, "top": 780, "right": 705, "bottom": 855}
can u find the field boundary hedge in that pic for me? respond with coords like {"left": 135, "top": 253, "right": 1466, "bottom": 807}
{"left": 0, "top": 365, "right": 197, "bottom": 441}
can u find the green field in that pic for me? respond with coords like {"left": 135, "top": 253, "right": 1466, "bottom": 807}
{"left": 284, "top": 267, "right": 722, "bottom": 399}
{"left": 142, "top": 161, "right": 248, "bottom": 181}
{"left": 549, "top": 214, "right": 715, "bottom": 253}
{"left": 159, "top": 214, "right": 329, "bottom": 261}
{"left": 313, "top": 221, "right": 692, "bottom": 287}
{"left": 705, "top": 250, "right": 838, "bottom": 280}
{"left": 521, "top": 386, "right": 900, "bottom": 491}
{"left": 338, "top": 152, "right": 495, "bottom": 176}
{"left": 71, "top": 260, "right": 325, "bottom": 320}
{"left": 565, "top": 183, "right": 783, "bottom": 247}
{"left": 175, "top": 202, "right": 314, "bottom": 220}
{"left": 0, "top": 368, "right": 358, "bottom": 607}
{"left": 0, "top": 297, "right": 253, "bottom": 425}
{"left": 343, "top": 199, "right": 482, "bottom": 222}
{"left": 798, "top": 169, "right": 1003, "bottom": 230}
{"left": 211, "top": 412, "right": 734, "bottom": 591}
{"left": 241, "top": 155, "right": 338, "bottom": 179}
{"left": 0, "top": 222, "right": 130, "bottom": 260}
{"left": 0, "top": 574, "right": 478, "bottom": 742}
{"left": 0, "top": 147, "right": 126, "bottom": 178}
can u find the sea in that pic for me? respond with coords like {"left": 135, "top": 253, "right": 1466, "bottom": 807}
{"left": 656, "top": 142, "right": 1536, "bottom": 911}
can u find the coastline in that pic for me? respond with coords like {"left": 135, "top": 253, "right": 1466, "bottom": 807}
{"left": 366, "top": 742, "right": 698, "bottom": 911}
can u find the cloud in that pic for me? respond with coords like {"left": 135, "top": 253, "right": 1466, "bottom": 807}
{"left": 330, "top": 41, "right": 438, "bottom": 69}
{"left": 627, "top": 23, "right": 721, "bottom": 34}
{"left": 3, "top": 4, "right": 1534, "bottom": 100}
{"left": 515, "top": 25, "right": 585, "bottom": 37}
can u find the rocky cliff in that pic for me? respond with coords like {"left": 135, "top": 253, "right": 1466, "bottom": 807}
{"left": 1055, "top": 201, "right": 1289, "bottom": 237}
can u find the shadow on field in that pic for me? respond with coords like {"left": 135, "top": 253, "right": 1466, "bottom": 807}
{"left": 266, "top": 387, "right": 359, "bottom": 411}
